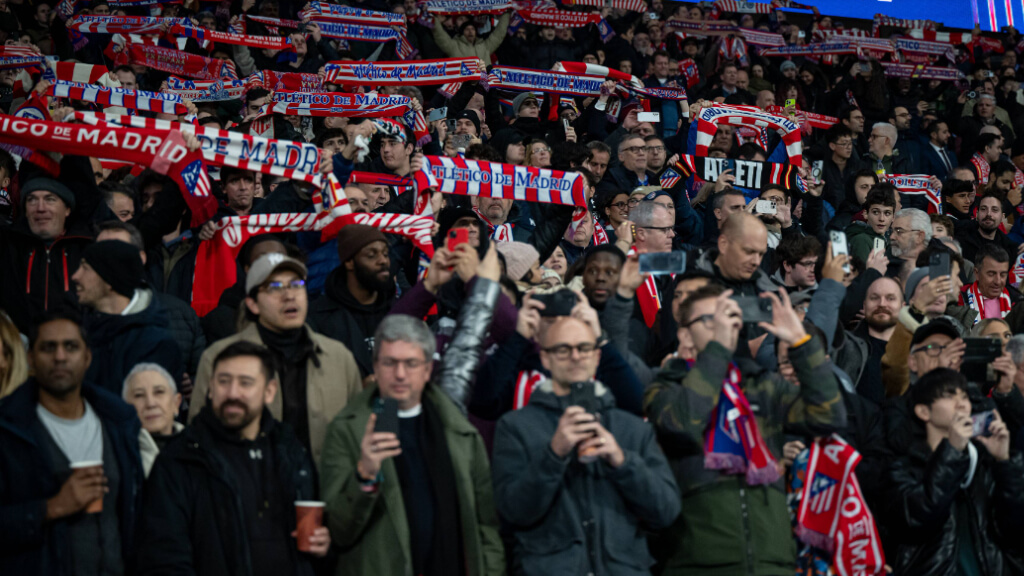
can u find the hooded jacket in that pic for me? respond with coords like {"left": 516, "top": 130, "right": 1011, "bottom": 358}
{"left": 0, "top": 380, "right": 143, "bottom": 576}
{"left": 307, "top": 267, "right": 397, "bottom": 377}
{"left": 0, "top": 217, "right": 92, "bottom": 333}
{"left": 136, "top": 407, "right": 320, "bottom": 576}
{"left": 432, "top": 13, "right": 510, "bottom": 60}
{"left": 83, "top": 288, "right": 182, "bottom": 396}
{"left": 492, "top": 380, "right": 681, "bottom": 576}
{"left": 845, "top": 220, "right": 887, "bottom": 263}
{"left": 886, "top": 437, "right": 1024, "bottom": 576}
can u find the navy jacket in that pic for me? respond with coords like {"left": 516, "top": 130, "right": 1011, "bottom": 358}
{"left": 0, "top": 380, "right": 143, "bottom": 576}
{"left": 918, "top": 141, "right": 958, "bottom": 183}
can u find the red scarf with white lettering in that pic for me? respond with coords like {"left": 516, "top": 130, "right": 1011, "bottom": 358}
{"left": 0, "top": 114, "right": 215, "bottom": 225}
{"left": 702, "top": 360, "right": 780, "bottom": 485}
{"left": 423, "top": 0, "right": 512, "bottom": 15}
{"left": 323, "top": 58, "right": 483, "bottom": 86}
{"left": 122, "top": 43, "right": 236, "bottom": 81}
{"left": 561, "top": 0, "right": 645, "bottom": 12}
{"left": 796, "top": 435, "right": 885, "bottom": 576}
{"left": 959, "top": 281, "right": 1013, "bottom": 323}
{"left": 50, "top": 80, "right": 188, "bottom": 115}
{"left": 972, "top": 153, "right": 991, "bottom": 184}
{"left": 168, "top": 23, "right": 295, "bottom": 52}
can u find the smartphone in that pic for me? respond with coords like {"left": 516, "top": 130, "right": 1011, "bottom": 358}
{"left": 731, "top": 295, "right": 773, "bottom": 324}
{"left": 797, "top": 30, "right": 805, "bottom": 38}
{"left": 568, "top": 381, "right": 600, "bottom": 462}
{"left": 972, "top": 410, "right": 995, "bottom": 437}
{"left": 638, "top": 251, "right": 686, "bottom": 275}
{"left": 929, "top": 251, "right": 951, "bottom": 281}
{"left": 446, "top": 118, "right": 457, "bottom": 133}
{"left": 872, "top": 237, "right": 885, "bottom": 255}
{"left": 829, "top": 230, "right": 851, "bottom": 274}
{"left": 785, "top": 98, "right": 796, "bottom": 108}
{"left": 534, "top": 289, "right": 578, "bottom": 317}
{"left": 428, "top": 106, "right": 447, "bottom": 122}
{"left": 859, "top": 62, "right": 871, "bottom": 74}
{"left": 562, "top": 118, "right": 570, "bottom": 131}
{"left": 637, "top": 111, "right": 661, "bottom": 122}
{"left": 447, "top": 228, "right": 469, "bottom": 252}
{"left": 964, "top": 337, "right": 1003, "bottom": 364}
{"left": 373, "top": 396, "right": 400, "bottom": 435}
{"left": 451, "top": 133, "right": 473, "bottom": 151}
{"left": 755, "top": 200, "right": 777, "bottom": 215}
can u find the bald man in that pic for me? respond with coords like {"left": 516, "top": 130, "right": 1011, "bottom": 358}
{"left": 710, "top": 213, "right": 776, "bottom": 290}
{"left": 492, "top": 316, "right": 680, "bottom": 574}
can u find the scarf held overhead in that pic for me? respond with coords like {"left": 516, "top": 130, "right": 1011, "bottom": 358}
{"left": 124, "top": 43, "right": 236, "bottom": 81}
{"left": 415, "top": 155, "right": 588, "bottom": 209}
{"left": 323, "top": 58, "right": 483, "bottom": 86}
{"left": 50, "top": 79, "right": 188, "bottom": 115}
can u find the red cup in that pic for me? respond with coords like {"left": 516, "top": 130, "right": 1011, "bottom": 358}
{"left": 70, "top": 461, "right": 104, "bottom": 514}
{"left": 295, "top": 501, "right": 325, "bottom": 552}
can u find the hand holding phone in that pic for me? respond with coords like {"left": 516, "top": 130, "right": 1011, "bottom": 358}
{"left": 447, "top": 228, "right": 469, "bottom": 252}
{"left": 829, "top": 231, "right": 851, "bottom": 274}
{"left": 359, "top": 397, "right": 402, "bottom": 481}
{"left": 638, "top": 251, "right": 686, "bottom": 275}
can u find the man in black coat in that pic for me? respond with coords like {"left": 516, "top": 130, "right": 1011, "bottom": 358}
{"left": 0, "top": 313, "right": 144, "bottom": 576}
{"left": 308, "top": 224, "right": 396, "bottom": 377}
{"left": 137, "top": 341, "right": 330, "bottom": 575}
{"left": 885, "top": 368, "right": 1024, "bottom": 576}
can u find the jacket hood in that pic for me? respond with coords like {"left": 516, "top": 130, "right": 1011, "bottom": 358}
{"left": 845, "top": 221, "right": 882, "bottom": 241}
{"left": 695, "top": 249, "right": 776, "bottom": 293}
{"left": 324, "top": 267, "right": 396, "bottom": 315}
{"left": 526, "top": 379, "right": 616, "bottom": 412}
{"left": 84, "top": 288, "right": 170, "bottom": 342}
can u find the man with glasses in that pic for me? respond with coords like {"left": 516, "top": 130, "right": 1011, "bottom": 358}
{"left": 600, "top": 136, "right": 655, "bottom": 196}
{"left": 890, "top": 208, "right": 932, "bottom": 273}
{"left": 865, "top": 122, "right": 912, "bottom": 176}
{"left": 645, "top": 282, "right": 845, "bottom": 574}
{"left": 492, "top": 315, "right": 679, "bottom": 574}
{"left": 644, "top": 135, "right": 668, "bottom": 174}
{"left": 189, "top": 253, "right": 362, "bottom": 468}
{"left": 823, "top": 125, "right": 866, "bottom": 210}
{"left": 774, "top": 235, "right": 821, "bottom": 291}
{"left": 321, "top": 256, "right": 506, "bottom": 576}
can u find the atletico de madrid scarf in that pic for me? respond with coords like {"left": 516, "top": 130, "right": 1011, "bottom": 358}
{"left": 415, "top": 155, "right": 588, "bottom": 209}
{"left": 766, "top": 105, "right": 838, "bottom": 130}
{"left": 691, "top": 103, "right": 803, "bottom": 166}
{"left": 50, "top": 79, "right": 188, "bottom": 115}
{"left": 66, "top": 14, "right": 185, "bottom": 34}
{"left": 246, "top": 70, "right": 323, "bottom": 92}
{"left": 879, "top": 62, "right": 965, "bottom": 82}
{"left": 882, "top": 174, "right": 943, "bottom": 214}
{"left": 473, "top": 206, "right": 515, "bottom": 242}
{"left": 514, "top": 8, "right": 603, "bottom": 28}
{"left": 674, "top": 155, "right": 804, "bottom": 191}
{"left": 0, "top": 114, "right": 216, "bottom": 225}
{"left": 701, "top": 360, "right": 780, "bottom": 485}
{"left": 300, "top": 1, "right": 406, "bottom": 26}
{"left": 164, "top": 77, "right": 247, "bottom": 102}
{"left": 972, "top": 153, "right": 991, "bottom": 184}
{"left": 561, "top": 0, "right": 645, "bottom": 12}
{"left": 960, "top": 282, "right": 1013, "bottom": 323}
{"left": 124, "top": 43, "right": 236, "bottom": 81}
{"left": 323, "top": 58, "right": 483, "bottom": 86}
{"left": 423, "top": 0, "right": 512, "bottom": 15}
{"left": 795, "top": 436, "right": 886, "bottom": 576}
{"left": 0, "top": 45, "right": 44, "bottom": 70}
{"left": 168, "top": 23, "right": 295, "bottom": 52}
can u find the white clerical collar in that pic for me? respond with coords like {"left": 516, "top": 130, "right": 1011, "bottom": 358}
{"left": 398, "top": 404, "right": 423, "bottom": 418}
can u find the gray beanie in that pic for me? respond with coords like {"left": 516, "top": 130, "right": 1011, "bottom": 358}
{"left": 904, "top": 267, "right": 929, "bottom": 302}
{"left": 22, "top": 178, "right": 75, "bottom": 210}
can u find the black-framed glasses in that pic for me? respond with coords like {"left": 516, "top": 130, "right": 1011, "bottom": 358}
{"left": 621, "top": 146, "right": 647, "bottom": 154}
{"left": 682, "top": 314, "right": 715, "bottom": 328}
{"left": 609, "top": 202, "right": 629, "bottom": 209}
{"left": 645, "top": 145, "right": 666, "bottom": 153}
{"left": 640, "top": 225, "right": 675, "bottom": 234}
{"left": 261, "top": 279, "right": 306, "bottom": 296}
{"left": 542, "top": 342, "right": 599, "bottom": 359}
{"left": 911, "top": 342, "right": 950, "bottom": 357}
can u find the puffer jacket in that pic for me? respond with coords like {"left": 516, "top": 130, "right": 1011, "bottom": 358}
{"left": 493, "top": 380, "right": 680, "bottom": 575}
{"left": 886, "top": 438, "right": 1024, "bottom": 576}
{"left": 644, "top": 336, "right": 847, "bottom": 576}
{"left": 154, "top": 292, "right": 206, "bottom": 379}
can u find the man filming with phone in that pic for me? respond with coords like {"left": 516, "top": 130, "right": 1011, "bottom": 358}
{"left": 492, "top": 315, "right": 680, "bottom": 575}
{"left": 645, "top": 283, "right": 846, "bottom": 574}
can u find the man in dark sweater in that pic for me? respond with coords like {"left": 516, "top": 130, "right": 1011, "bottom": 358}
{"left": 308, "top": 224, "right": 396, "bottom": 377}
{"left": 138, "top": 341, "right": 331, "bottom": 575}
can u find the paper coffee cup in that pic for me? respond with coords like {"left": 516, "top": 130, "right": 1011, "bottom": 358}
{"left": 295, "top": 501, "right": 325, "bottom": 552}
{"left": 71, "top": 461, "right": 104, "bottom": 514}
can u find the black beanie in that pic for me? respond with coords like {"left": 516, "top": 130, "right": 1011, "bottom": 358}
{"left": 82, "top": 240, "right": 144, "bottom": 298}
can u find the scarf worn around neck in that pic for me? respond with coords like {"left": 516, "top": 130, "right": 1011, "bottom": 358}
{"left": 959, "top": 281, "right": 1013, "bottom": 323}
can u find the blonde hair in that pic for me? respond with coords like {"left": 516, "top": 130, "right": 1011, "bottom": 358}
{"left": 0, "top": 313, "right": 28, "bottom": 399}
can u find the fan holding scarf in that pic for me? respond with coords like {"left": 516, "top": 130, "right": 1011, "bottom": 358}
{"left": 644, "top": 281, "right": 847, "bottom": 575}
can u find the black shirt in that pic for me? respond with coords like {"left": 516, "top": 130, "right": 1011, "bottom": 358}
{"left": 394, "top": 412, "right": 436, "bottom": 576}
{"left": 858, "top": 335, "right": 889, "bottom": 406}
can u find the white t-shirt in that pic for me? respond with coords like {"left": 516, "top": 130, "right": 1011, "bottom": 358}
{"left": 36, "top": 399, "right": 103, "bottom": 464}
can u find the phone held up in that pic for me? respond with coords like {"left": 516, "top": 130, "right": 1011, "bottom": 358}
{"left": 373, "top": 396, "right": 400, "bottom": 436}
{"left": 829, "top": 230, "right": 851, "bottom": 274}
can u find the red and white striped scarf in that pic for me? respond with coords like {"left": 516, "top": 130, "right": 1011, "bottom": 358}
{"left": 872, "top": 14, "right": 936, "bottom": 36}
{"left": 424, "top": 0, "right": 512, "bottom": 15}
{"left": 513, "top": 370, "right": 545, "bottom": 410}
{"left": 66, "top": 14, "right": 184, "bottom": 33}
{"left": 75, "top": 111, "right": 324, "bottom": 188}
{"left": 266, "top": 91, "right": 413, "bottom": 117}
{"left": 0, "top": 45, "right": 44, "bottom": 70}
{"left": 693, "top": 103, "right": 803, "bottom": 166}
{"left": 164, "top": 77, "right": 247, "bottom": 102}
{"left": 908, "top": 29, "right": 971, "bottom": 45}
{"left": 0, "top": 113, "right": 215, "bottom": 225}
{"left": 488, "top": 66, "right": 606, "bottom": 97}
{"left": 51, "top": 79, "right": 187, "bottom": 115}
{"left": 738, "top": 27, "right": 785, "bottom": 47}
{"left": 314, "top": 21, "right": 414, "bottom": 59}
{"left": 44, "top": 61, "right": 110, "bottom": 85}
{"left": 515, "top": 8, "right": 602, "bottom": 27}
{"left": 766, "top": 105, "right": 838, "bottom": 130}
{"left": 323, "top": 57, "right": 483, "bottom": 86}
{"left": 168, "top": 23, "right": 295, "bottom": 52}
{"left": 709, "top": 0, "right": 772, "bottom": 18}
{"left": 246, "top": 70, "right": 323, "bottom": 92}
{"left": 301, "top": 1, "right": 406, "bottom": 27}
{"left": 244, "top": 14, "right": 304, "bottom": 35}
{"left": 972, "top": 153, "right": 991, "bottom": 184}
{"left": 416, "top": 155, "right": 588, "bottom": 209}
{"left": 719, "top": 36, "right": 749, "bottom": 67}
{"left": 123, "top": 43, "right": 236, "bottom": 81}
{"left": 960, "top": 282, "right": 1013, "bottom": 322}
{"left": 883, "top": 174, "right": 943, "bottom": 214}
{"left": 472, "top": 206, "right": 515, "bottom": 242}
{"left": 879, "top": 62, "right": 966, "bottom": 82}
{"left": 561, "top": 0, "right": 645, "bottom": 10}
{"left": 894, "top": 37, "right": 956, "bottom": 62}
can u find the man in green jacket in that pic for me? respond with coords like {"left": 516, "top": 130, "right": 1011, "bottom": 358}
{"left": 645, "top": 283, "right": 847, "bottom": 576}
{"left": 320, "top": 246, "right": 505, "bottom": 576}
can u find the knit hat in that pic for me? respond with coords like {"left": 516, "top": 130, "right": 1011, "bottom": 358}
{"left": 904, "top": 267, "right": 930, "bottom": 302}
{"left": 496, "top": 241, "right": 539, "bottom": 281}
{"left": 246, "top": 252, "right": 307, "bottom": 294}
{"left": 455, "top": 109, "right": 481, "bottom": 135}
{"left": 22, "top": 178, "right": 75, "bottom": 210}
{"left": 336, "top": 224, "right": 388, "bottom": 264}
{"left": 82, "top": 240, "right": 144, "bottom": 298}
{"left": 780, "top": 60, "right": 798, "bottom": 73}
{"left": 512, "top": 92, "right": 540, "bottom": 117}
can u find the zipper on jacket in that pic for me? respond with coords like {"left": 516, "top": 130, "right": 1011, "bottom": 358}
{"left": 44, "top": 247, "right": 51, "bottom": 310}
{"left": 738, "top": 485, "right": 755, "bottom": 576}
{"left": 61, "top": 249, "right": 68, "bottom": 292}
{"left": 25, "top": 249, "right": 35, "bottom": 294}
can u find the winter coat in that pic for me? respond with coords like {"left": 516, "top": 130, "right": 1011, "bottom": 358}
{"left": 320, "top": 384, "right": 505, "bottom": 576}
{"left": 83, "top": 288, "right": 182, "bottom": 395}
{"left": 188, "top": 323, "right": 362, "bottom": 467}
{"left": 644, "top": 336, "right": 847, "bottom": 575}
{"left": 492, "top": 380, "right": 681, "bottom": 575}
{"left": 432, "top": 13, "right": 509, "bottom": 60}
{"left": 955, "top": 220, "right": 1020, "bottom": 266}
{"left": 136, "top": 408, "right": 319, "bottom": 576}
{"left": 886, "top": 438, "right": 1024, "bottom": 576}
{"left": 0, "top": 380, "right": 143, "bottom": 576}
{"left": 0, "top": 218, "right": 92, "bottom": 333}
{"left": 845, "top": 220, "right": 886, "bottom": 263}
{"left": 153, "top": 292, "right": 206, "bottom": 379}
{"left": 307, "top": 268, "right": 396, "bottom": 377}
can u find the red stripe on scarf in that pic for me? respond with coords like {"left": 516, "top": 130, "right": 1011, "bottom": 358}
{"left": 959, "top": 281, "right": 1013, "bottom": 323}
